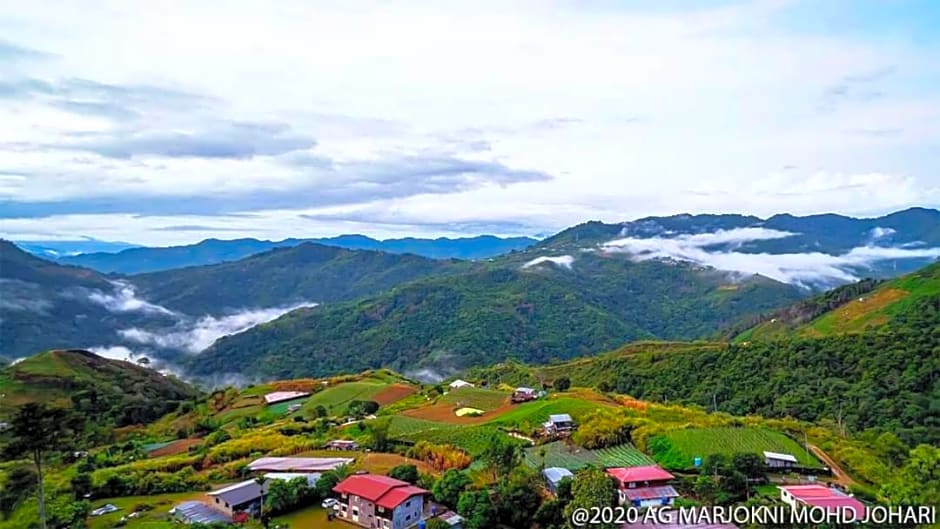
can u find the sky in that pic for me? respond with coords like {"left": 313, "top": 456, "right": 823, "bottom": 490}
{"left": 1, "top": 0, "right": 939, "bottom": 245}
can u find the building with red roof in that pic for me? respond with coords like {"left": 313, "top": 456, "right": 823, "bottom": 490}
{"left": 333, "top": 474, "right": 428, "bottom": 529}
{"left": 607, "top": 465, "right": 679, "bottom": 508}
{"left": 779, "top": 484, "right": 866, "bottom": 520}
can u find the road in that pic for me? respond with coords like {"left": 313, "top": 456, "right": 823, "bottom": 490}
{"left": 809, "top": 444, "right": 856, "bottom": 488}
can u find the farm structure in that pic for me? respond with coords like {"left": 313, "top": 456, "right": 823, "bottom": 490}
{"left": 264, "top": 391, "right": 310, "bottom": 405}
{"left": 511, "top": 387, "right": 538, "bottom": 403}
{"left": 542, "top": 467, "right": 574, "bottom": 494}
{"left": 247, "top": 456, "right": 353, "bottom": 472}
{"left": 607, "top": 465, "right": 680, "bottom": 508}
{"left": 542, "top": 413, "right": 575, "bottom": 436}
{"left": 779, "top": 485, "right": 866, "bottom": 519}
{"left": 764, "top": 451, "right": 798, "bottom": 469}
{"left": 325, "top": 439, "right": 360, "bottom": 451}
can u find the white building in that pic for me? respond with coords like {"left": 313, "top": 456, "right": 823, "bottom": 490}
{"left": 448, "top": 379, "right": 474, "bottom": 389}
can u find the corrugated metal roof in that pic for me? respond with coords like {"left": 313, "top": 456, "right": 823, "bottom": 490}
{"left": 264, "top": 472, "right": 321, "bottom": 485}
{"left": 607, "top": 465, "right": 674, "bottom": 484}
{"left": 623, "top": 485, "right": 680, "bottom": 501}
{"left": 763, "top": 451, "right": 798, "bottom": 463}
{"left": 173, "top": 501, "right": 231, "bottom": 524}
{"left": 248, "top": 457, "right": 353, "bottom": 472}
{"left": 549, "top": 414, "right": 573, "bottom": 423}
{"left": 542, "top": 467, "right": 574, "bottom": 484}
{"left": 208, "top": 479, "right": 265, "bottom": 507}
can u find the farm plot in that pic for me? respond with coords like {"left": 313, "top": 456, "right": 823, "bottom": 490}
{"left": 372, "top": 383, "right": 418, "bottom": 405}
{"left": 301, "top": 381, "right": 388, "bottom": 415}
{"left": 490, "top": 397, "right": 609, "bottom": 431}
{"left": 440, "top": 387, "right": 509, "bottom": 410}
{"left": 649, "top": 427, "right": 820, "bottom": 470}
{"left": 524, "top": 441, "right": 652, "bottom": 470}
{"left": 387, "top": 416, "right": 520, "bottom": 456}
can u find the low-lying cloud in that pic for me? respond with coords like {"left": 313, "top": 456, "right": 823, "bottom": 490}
{"left": 88, "top": 345, "right": 136, "bottom": 361}
{"left": 602, "top": 228, "right": 940, "bottom": 287}
{"left": 522, "top": 255, "right": 575, "bottom": 269}
{"left": 86, "top": 281, "right": 176, "bottom": 316}
{"left": 119, "top": 302, "right": 316, "bottom": 354}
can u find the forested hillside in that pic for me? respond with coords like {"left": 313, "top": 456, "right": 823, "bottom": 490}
{"left": 0, "top": 349, "right": 198, "bottom": 430}
{"left": 131, "top": 242, "right": 470, "bottom": 315}
{"left": 466, "top": 266, "right": 940, "bottom": 447}
{"left": 192, "top": 254, "right": 803, "bottom": 379}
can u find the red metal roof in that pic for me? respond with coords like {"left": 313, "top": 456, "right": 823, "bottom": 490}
{"left": 607, "top": 465, "right": 674, "bottom": 484}
{"left": 780, "top": 485, "right": 866, "bottom": 518}
{"left": 376, "top": 485, "right": 428, "bottom": 510}
{"left": 333, "top": 475, "right": 428, "bottom": 509}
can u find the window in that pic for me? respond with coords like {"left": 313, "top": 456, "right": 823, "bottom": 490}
{"left": 352, "top": 507, "right": 359, "bottom": 516}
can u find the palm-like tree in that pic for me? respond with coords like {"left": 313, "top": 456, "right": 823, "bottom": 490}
{"left": 255, "top": 476, "right": 268, "bottom": 520}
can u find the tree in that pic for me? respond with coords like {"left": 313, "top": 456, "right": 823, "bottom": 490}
{"left": 495, "top": 477, "right": 541, "bottom": 528}
{"left": 70, "top": 472, "right": 93, "bottom": 500}
{"left": 388, "top": 464, "right": 419, "bottom": 484}
{"left": 426, "top": 519, "right": 451, "bottom": 529}
{"left": 371, "top": 418, "right": 391, "bottom": 452}
{"left": 254, "top": 476, "right": 268, "bottom": 520}
{"left": 564, "top": 468, "right": 617, "bottom": 529}
{"left": 553, "top": 377, "right": 571, "bottom": 392}
{"left": 136, "top": 356, "right": 151, "bottom": 365}
{"left": 555, "top": 477, "right": 573, "bottom": 502}
{"left": 432, "top": 469, "right": 472, "bottom": 508}
{"left": 880, "top": 444, "right": 940, "bottom": 506}
{"left": 533, "top": 498, "right": 566, "bottom": 529}
{"left": 457, "top": 490, "right": 496, "bottom": 529}
{"left": 694, "top": 475, "right": 718, "bottom": 505}
{"left": 731, "top": 452, "right": 764, "bottom": 479}
{"left": 0, "top": 466, "right": 36, "bottom": 518}
{"left": 2, "top": 403, "right": 77, "bottom": 529}
{"left": 314, "top": 405, "right": 328, "bottom": 418}
{"left": 316, "top": 471, "right": 342, "bottom": 499}
{"left": 480, "top": 434, "right": 521, "bottom": 480}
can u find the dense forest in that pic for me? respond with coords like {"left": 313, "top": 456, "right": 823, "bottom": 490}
{"left": 193, "top": 256, "right": 802, "bottom": 379}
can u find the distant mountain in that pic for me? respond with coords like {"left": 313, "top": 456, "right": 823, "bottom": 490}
{"left": 538, "top": 208, "right": 940, "bottom": 283}
{"left": 13, "top": 239, "right": 140, "bottom": 259}
{"left": 27, "top": 234, "right": 537, "bottom": 274}
{"left": 0, "top": 240, "right": 465, "bottom": 361}
{"left": 192, "top": 251, "right": 804, "bottom": 380}
{"left": 132, "top": 242, "right": 469, "bottom": 315}
{"left": 0, "top": 240, "right": 178, "bottom": 361}
{"left": 0, "top": 349, "right": 199, "bottom": 426}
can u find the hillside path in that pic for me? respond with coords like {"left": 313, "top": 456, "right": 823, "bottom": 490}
{"left": 809, "top": 444, "right": 856, "bottom": 488}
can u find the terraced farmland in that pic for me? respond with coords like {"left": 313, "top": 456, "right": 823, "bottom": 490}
{"left": 649, "top": 427, "right": 820, "bottom": 470}
{"left": 386, "top": 416, "right": 522, "bottom": 456}
{"left": 301, "top": 381, "right": 389, "bottom": 415}
{"left": 524, "top": 441, "right": 652, "bottom": 470}
{"left": 440, "top": 387, "right": 509, "bottom": 410}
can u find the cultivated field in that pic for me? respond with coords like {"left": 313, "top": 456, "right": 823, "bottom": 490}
{"left": 386, "top": 416, "right": 522, "bottom": 456}
{"left": 524, "top": 441, "right": 653, "bottom": 470}
{"left": 649, "top": 427, "right": 820, "bottom": 469}
{"left": 301, "top": 381, "right": 389, "bottom": 415}
{"left": 440, "top": 386, "right": 509, "bottom": 410}
{"left": 372, "top": 383, "right": 418, "bottom": 405}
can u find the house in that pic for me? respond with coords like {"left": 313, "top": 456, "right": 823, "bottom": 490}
{"left": 287, "top": 403, "right": 303, "bottom": 413}
{"left": 779, "top": 485, "right": 866, "bottom": 519}
{"left": 333, "top": 474, "right": 429, "bottom": 529}
{"left": 763, "top": 451, "right": 798, "bottom": 469}
{"left": 511, "top": 387, "right": 537, "bottom": 403}
{"left": 542, "top": 467, "right": 574, "bottom": 494}
{"left": 264, "top": 391, "right": 310, "bottom": 405}
{"left": 449, "top": 379, "right": 474, "bottom": 389}
{"left": 542, "top": 414, "right": 576, "bottom": 435}
{"left": 607, "top": 466, "right": 680, "bottom": 508}
{"left": 325, "top": 439, "right": 360, "bottom": 451}
{"left": 248, "top": 456, "right": 354, "bottom": 472}
{"left": 207, "top": 479, "right": 269, "bottom": 518}
{"left": 171, "top": 501, "right": 232, "bottom": 524}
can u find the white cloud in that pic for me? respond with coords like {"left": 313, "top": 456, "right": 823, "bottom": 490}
{"left": 602, "top": 228, "right": 940, "bottom": 287}
{"left": 86, "top": 281, "right": 176, "bottom": 316}
{"left": 522, "top": 255, "right": 575, "bottom": 269}
{"left": 0, "top": 2, "right": 938, "bottom": 243}
{"left": 119, "top": 302, "right": 316, "bottom": 354}
{"left": 88, "top": 345, "right": 136, "bottom": 361}
{"left": 869, "top": 226, "right": 896, "bottom": 239}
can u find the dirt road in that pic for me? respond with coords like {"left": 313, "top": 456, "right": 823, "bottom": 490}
{"left": 809, "top": 444, "right": 856, "bottom": 488}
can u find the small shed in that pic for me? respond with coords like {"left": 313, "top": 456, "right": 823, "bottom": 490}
{"left": 449, "top": 379, "right": 474, "bottom": 389}
{"left": 511, "top": 387, "right": 537, "bottom": 403}
{"left": 325, "top": 439, "right": 359, "bottom": 451}
{"left": 763, "top": 451, "right": 798, "bottom": 469}
{"left": 264, "top": 391, "right": 310, "bottom": 405}
{"left": 542, "top": 467, "right": 574, "bottom": 494}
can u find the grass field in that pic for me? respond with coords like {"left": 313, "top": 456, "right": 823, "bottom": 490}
{"left": 524, "top": 441, "right": 653, "bottom": 470}
{"left": 649, "top": 427, "right": 820, "bottom": 470}
{"left": 272, "top": 504, "right": 331, "bottom": 529}
{"left": 301, "top": 381, "right": 389, "bottom": 415}
{"left": 86, "top": 492, "right": 202, "bottom": 529}
{"left": 440, "top": 387, "right": 509, "bottom": 410}
{"left": 267, "top": 396, "right": 310, "bottom": 414}
{"left": 490, "top": 397, "right": 612, "bottom": 430}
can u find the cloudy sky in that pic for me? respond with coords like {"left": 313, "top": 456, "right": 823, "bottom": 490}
{"left": 1, "top": 0, "right": 939, "bottom": 245}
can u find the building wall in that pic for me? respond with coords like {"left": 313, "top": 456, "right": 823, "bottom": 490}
{"left": 339, "top": 494, "right": 377, "bottom": 527}
{"left": 391, "top": 495, "right": 424, "bottom": 529}
{"left": 766, "top": 459, "right": 794, "bottom": 468}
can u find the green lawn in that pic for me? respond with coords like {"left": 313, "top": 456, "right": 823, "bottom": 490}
{"left": 649, "top": 427, "right": 820, "bottom": 470}
{"left": 301, "top": 382, "right": 389, "bottom": 416}
{"left": 440, "top": 386, "right": 509, "bottom": 410}
{"left": 272, "top": 504, "right": 331, "bottom": 528}
{"left": 86, "top": 492, "right": 203, "bottom": 529}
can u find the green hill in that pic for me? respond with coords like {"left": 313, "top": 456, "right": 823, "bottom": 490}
{"left": 0, "top": 349, "right": 199, "bottom": 426}
{"left": 732, "top": 261, "right": 940, "bottom": 341}
{"left": 191, "top": 253, "right": 803, "bottom": 379}
{"left": 465, "top": 263, "right": 940, "bottom": 446}
{"left": 131, "top": 242, "right": 469, "bottom": 315}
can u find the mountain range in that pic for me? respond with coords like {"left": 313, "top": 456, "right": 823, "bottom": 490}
{"left": 18, "top": 234, "right": 538, "bottom": 274}
{"left": 2, "top": 207, "right": 939, "bottom": 381}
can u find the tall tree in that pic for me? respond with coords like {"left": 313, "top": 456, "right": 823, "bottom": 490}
{"left": 2, "top": 403, "right": 77, "bottom": 529}
{"left": 480, "top": 434, "right": 521, "bottom": 480}
{"left": 564, "top": 468, "right": 617, "bottom": 529}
